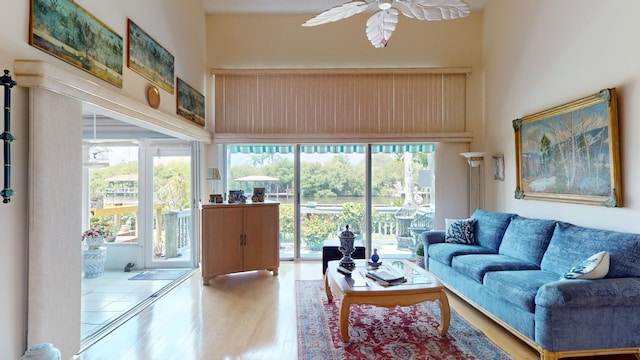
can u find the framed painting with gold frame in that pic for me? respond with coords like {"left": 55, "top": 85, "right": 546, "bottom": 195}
{"left": 177, "top": 78, "right": 205, "bottom": 126}
{"left": 513, "top": 88, "right": 621, "bottom": 207}
{"left": 127, "top": 19, "right": 174, "bottom": 93}
{"left": 29, "top": 0, "right": 123, "bottom": 87}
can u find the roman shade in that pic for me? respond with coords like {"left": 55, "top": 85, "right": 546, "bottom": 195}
{"left": 213, "top": 68, "right": 470, "bottom": 143}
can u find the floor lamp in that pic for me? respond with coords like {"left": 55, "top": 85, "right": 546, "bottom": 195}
{"left": 460, "top": 152, "right": 485, "bottom": 215}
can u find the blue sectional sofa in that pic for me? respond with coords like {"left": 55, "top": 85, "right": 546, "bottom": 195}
{"left": 422, "top": 209, "right": 640, "bottom": 360}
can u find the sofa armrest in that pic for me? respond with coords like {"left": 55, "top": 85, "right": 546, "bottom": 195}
{"left": 421, "top": 230, "right": 445, "bottom": 248}
{"left": 421, "top": 230, "right": 445, "bottom": 270}
{"left": 536, "top": 277, "right": 640, "bottom": 308}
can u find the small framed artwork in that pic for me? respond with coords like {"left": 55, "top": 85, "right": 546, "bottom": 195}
{"left": 252, "top": 187, "right": 265, "bottom": 202}
{"left": 493, "top": 154, "right": 505, "bottom": 181}
{"left": 228, "top": 190, "right": 243, "bottom": 203}
{"left": 177, "top": 78, "right": 205, "bottom": 126}
{"left": 209, "top": 194, "right": 223, "bottom": 203}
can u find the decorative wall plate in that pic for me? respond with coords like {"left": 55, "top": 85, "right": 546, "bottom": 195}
{"left": 147, "top": 85, "right": 160, "bottom": 109}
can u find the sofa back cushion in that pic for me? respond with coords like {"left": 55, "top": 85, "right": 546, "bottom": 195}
{"left": 541, "top": 222, "right": 640, "bottom": 278}
{"left": 498, "top": 215, "right": 557, "bottom": 266}
{"left": 470, "top": 209, "right": 515, "bottom": 250}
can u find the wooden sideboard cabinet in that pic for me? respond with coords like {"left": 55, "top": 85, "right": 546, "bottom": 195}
{"left": 201, "top": 202, "right": 279, "bottom": 284}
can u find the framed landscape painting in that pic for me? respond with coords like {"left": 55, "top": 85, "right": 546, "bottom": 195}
{"left": 177, "top": 78, "right": 205, "bottom": 126}
{"left": 513, "top": 88, "right": 621, "bottom": 207}
{"left": 127, "top": 19, "right": 174, "bottom": 93}
{"left": 30, "top": 0, "right": 123, "bottom": 87}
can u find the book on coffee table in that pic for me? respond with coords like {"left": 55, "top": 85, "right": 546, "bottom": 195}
{"left": 366, "top": 268, "right": 406, "bottom": 285}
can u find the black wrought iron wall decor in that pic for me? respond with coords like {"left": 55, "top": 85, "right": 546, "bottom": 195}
{"left": 1, "top": 70, "right": 16, "bottom": 203}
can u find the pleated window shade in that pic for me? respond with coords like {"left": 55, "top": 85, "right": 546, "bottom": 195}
{"left": 213, "top": 69, "right": 468, "bottom": 139}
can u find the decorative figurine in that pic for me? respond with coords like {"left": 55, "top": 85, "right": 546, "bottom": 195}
{"left": 338, "top": 224, "right": 356, "bottom": 270}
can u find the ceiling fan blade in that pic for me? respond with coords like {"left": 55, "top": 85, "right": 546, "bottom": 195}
{"left": 395, "top": 0, "right": 470, "bottom": 20}
{"left": 302, "top": 1, "right": 372, "bottom": 27}
{"left": 366, "top": 9, "right": 399, "bottom": 48}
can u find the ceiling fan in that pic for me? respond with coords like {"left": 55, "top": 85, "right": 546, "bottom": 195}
{"left": 302, "top": 0, "right": 470, "bottom": 48}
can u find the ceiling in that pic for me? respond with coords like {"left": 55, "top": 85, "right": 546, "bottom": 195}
{"left": 202, "top": 0, "right": 488, "bottom": 14}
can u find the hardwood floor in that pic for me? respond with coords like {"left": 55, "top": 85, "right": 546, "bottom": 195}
{"left": 76, "top": 261, "right": 632, "bottom": 360}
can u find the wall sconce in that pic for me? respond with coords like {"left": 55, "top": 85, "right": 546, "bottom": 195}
{"left": 205, "top": 167, "right": 221, "bottom": 195}
{"left": 460, "top": 152, "right": 485, "bottom": 215}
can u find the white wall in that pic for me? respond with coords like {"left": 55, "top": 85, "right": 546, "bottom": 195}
{"left": 0, "top": 0, "right": 206, "bottom": 358}
{"left": 205, "top": 13, "right": 484, "bottom": 145}
{"left": 204, "top": 13, "right": 485, "bottom": 219}
{"left": 483, "top": 0, "right": 640, "bottom": 232}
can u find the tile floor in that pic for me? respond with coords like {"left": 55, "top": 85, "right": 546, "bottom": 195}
{"left": 80, "top": 269, "right": 191, "bottom": 341}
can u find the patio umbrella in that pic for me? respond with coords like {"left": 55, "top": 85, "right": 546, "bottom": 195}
{"left": 233, "top": 175, "right": 280, "bottom": 197}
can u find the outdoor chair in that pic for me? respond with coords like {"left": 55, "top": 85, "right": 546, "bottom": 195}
{"left": 394, "top": 206, "right": 417, "bottom": 250}
{"left": 409, "top": 210, "right": 434, "bottom": 246}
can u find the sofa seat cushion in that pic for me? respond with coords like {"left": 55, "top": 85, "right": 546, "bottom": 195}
{"left": 451, "top": 254, "right": 540, "bottom": 283}
{"left": 541, "top": 222, "right": 640, "bottom": 278}
{"left": 470, "top": 209, "right": 515, "bottom": 251}
{"left": 484, "top": 270, "right": 559, "bottom": 313}
{"left": 428, "top": 243, "right": 496, "bottom": 266}
{"left": 498, "top": 215, "right": 556, "bottom": 266}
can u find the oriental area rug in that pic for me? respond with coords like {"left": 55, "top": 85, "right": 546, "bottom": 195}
{"left": 296, "top": 280, "right": 512, "bottom": 360}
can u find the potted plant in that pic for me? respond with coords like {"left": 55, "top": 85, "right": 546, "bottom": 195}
{"left": 82, "top": 224, "right": 112, "bottom": 250}
{"left": 415, "top": 241, "right": 425, "bottom": 269}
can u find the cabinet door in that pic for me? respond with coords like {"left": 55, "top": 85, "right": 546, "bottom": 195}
{"left": 242, "top": 205, "right": 279, "bottom": 271}
{"left": 202, "top": 207, "right": 243, "bottom": 277}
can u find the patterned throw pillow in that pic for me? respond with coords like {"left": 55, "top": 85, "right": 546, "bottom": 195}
{"left": 445, "top": 218, "right": 477, "bottom": 244}
{"left": 561, "top": 250, "right": 610, "bottom": 280}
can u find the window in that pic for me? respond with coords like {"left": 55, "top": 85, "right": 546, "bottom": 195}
{"left": 225, "top": 143, "right": 436, "bottom": 261}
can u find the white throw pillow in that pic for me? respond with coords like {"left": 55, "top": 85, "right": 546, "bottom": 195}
{"left": 444, "top": 218, "right": 476, "bottom": 245}
{"left": 561, "top": 250, "right": 610, "bottom": 280}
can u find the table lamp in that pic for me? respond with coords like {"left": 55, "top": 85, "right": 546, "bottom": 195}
{"left": 206, "top": 168, "right": 221, "bottom": 202}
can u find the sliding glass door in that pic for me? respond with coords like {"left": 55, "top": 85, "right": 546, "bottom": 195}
{"left": 227, "top": 145, "right": 295, "bottom": 259}
{"left": 371, "top": 145, "right": 435, "bottom": 258}
{"left": 299, "top": 145, "right": 366, "bottom": 259}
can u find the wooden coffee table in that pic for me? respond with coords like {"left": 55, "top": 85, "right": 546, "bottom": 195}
{"left": 325, "top": 259, "right": 450, "bottom": 343}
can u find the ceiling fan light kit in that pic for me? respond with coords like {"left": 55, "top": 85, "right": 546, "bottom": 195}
{"left": 302, "top": 0, "right": 470, "bottom": 48}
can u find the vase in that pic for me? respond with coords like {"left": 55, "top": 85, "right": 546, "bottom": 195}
{"left": 338, "top": 225, "right": 356, "bottom": 269}
{"left": 84, "top": 235, "right": 105, "bottom": 250}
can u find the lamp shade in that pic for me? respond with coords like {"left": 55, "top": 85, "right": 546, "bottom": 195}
{"left": 206, "top": 168, "right": 221, "bottom": 180}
